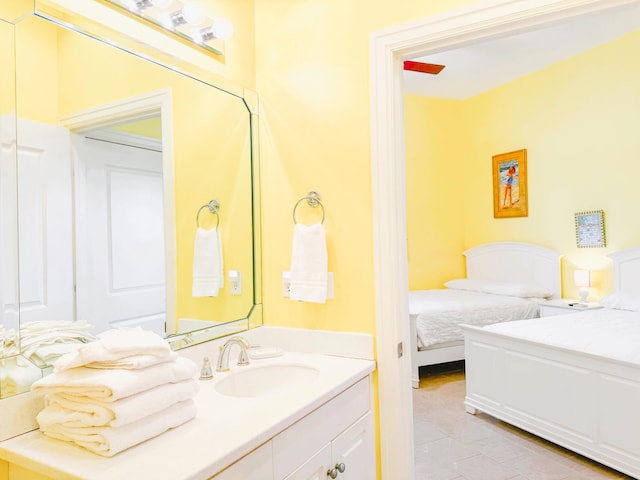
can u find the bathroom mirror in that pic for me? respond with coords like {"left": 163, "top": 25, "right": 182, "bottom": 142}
{"left": 0, "top": 3, "right": 262, "bottom": 399}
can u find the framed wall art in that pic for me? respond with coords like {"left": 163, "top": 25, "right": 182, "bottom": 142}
{"left": 575, "top": 210, "right": 606, "bottom": 248}
{"left": 492, "top": 149, "right": 528, "bottom": 218}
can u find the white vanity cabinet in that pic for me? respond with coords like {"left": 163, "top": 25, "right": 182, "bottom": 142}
{"left": 209, "top": 442, "right": 273, "bottom": 480}
{"left": 283, "top": 412, "right": 374, "bottom": 480}
{"left": 210, "top": 376, "right": 374, "bottom": 480}
{"left": 273, "top": 377, "right": 374, "bottom": 480}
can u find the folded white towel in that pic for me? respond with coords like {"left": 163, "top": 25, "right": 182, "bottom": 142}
{"left": 54, "top": 327, "right": 176, "bottom": 372}
{"left": 38, "top": 378, "right": 199, "bottom": 428}
{"left": 192, "top": 227, "right": 224, "bottom": 297}
{"left": 32, "top": 356, "right": 198, "bottom": 401}
{"left": 289, "top": 222, "right": 328, "bottom": 303}
{"left": 39, "top": 398, "right": 196, "bottom": 457}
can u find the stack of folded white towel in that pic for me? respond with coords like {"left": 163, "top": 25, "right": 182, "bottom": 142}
{"left": 31, "top": 328, "right": 198, "bottom": 457}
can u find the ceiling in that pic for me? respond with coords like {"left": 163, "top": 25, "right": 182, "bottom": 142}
{"left": 403, "top": 4, "right": 640, "bottom": 100}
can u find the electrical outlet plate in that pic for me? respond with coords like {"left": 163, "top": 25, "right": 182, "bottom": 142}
{"left": 282, "top": 271, "right": 291, "bottom": 297}
{"left": 229, "top": 270, "right": 242, "bottom": 295}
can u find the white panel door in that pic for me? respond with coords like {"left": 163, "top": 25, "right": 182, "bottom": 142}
{"left": 17, "top": 119, "right": 74, "bottom": 324}
{"left": 74, "top": 135, "right": 165, "bottom": 335}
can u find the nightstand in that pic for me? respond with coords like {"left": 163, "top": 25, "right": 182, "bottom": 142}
{"left": 537, "top": 299, "right": 603, "bottom": 317}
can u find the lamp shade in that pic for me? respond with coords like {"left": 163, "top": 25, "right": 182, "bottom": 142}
{"left": 574, "top": 269, "right": 591, "bottom": 288}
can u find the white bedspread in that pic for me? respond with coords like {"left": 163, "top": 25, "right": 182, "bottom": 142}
{"left": 482, "top": 308, "right": 640, "bottom": 364}
{"left": 409, "top": 289, "right": 539, "bottom": 349}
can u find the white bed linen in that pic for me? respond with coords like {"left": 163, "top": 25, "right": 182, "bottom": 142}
{"left": 409, "top": 289, "right": 539, "bottom": 349}
{"left": 482, "top": 308, "right": 640, "bottom": 364}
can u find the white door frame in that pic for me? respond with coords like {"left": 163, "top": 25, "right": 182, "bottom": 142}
{"left": 369, "top": 0, "right": 639, "bottom": 477}
{"left": 59, "top": 89, "right": 176, "bottom": 329}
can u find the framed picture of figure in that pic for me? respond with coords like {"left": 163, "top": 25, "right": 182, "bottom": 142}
{"left": 492, "top": 149, "right": 528, "bottom": 218}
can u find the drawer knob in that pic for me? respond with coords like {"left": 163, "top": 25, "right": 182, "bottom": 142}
{"left": 327, "top": 463, "right": 346, "bottom": 478}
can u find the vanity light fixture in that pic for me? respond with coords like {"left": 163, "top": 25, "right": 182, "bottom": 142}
{"left": 104, "top": 0, "right": 234, "bottom": 56}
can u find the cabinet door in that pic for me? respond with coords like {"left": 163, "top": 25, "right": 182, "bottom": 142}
{"left": 283, "top": 443, "right": 331, "bottom": 480}
{"left": 332, "top": 412, "right": 375, "bottom": 480}
{"left": 211, "top": 442, "right": 273, "bottom": 480}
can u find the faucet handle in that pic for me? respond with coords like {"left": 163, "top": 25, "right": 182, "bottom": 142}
{"left": 237, "top": 348, "right": 250, "bottom": 366}
{"left": 199, "top": 356, "right": 214, "bottom": 380}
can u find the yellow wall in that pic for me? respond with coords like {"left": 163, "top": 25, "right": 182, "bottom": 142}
{"left": 405, "top": 30, "right": 640, "bottom": 300}
{"left": 253, "top": 0, "right": 476, "bottom": 333}
{"left": 0, "top": 21, "right": 15, "bottom": 117}
{"left": 404, "top": 95, "right": 468, "bottom": 289}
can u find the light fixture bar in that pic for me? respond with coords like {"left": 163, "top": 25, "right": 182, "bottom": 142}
{"left": 103, "top": 0, "right": 233, "bottom": 56}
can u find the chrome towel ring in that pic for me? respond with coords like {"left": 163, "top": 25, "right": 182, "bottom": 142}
{"left": 196, "top": 199, "right": 220, "bottom": 228}
{"left": 293, "top": 190, "right": 325, "bottom": 224}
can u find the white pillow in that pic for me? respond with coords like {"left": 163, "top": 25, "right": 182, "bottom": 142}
{"left": 443, "top": 278, "right": 487, "bottom": 292}
{"left": 481, "top": 282, "right": 553, "bottom": 299}
{"left": 599, "top": 291, "right": 640, "bottom": 311}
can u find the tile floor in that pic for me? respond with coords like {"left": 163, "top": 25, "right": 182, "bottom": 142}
{"left": 413, "top": 361, "right": 636, "bottom": 480}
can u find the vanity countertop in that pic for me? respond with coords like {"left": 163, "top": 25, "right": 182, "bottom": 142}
{"left": 0, "top": 351, "right": 375, "bottom": 480}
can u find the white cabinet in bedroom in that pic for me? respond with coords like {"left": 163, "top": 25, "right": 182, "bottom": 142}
{"left": 538, "top": 299, "right": 602, "bottom": 317}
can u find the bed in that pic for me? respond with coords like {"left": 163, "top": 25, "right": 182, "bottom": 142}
{"left": 409, "top": 242, "right": 563, "bottom": 388}
{"left": 463, "top": 246, "right": 640, "bottom": 478}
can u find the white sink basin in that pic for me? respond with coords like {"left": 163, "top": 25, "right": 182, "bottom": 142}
{"left": 214, "top": 363, "right": 320, "bottom": 398}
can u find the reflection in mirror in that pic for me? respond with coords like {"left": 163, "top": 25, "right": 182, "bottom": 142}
{"left": 0, "top": 18, "right": 24, "bottom": 398}
{"left": 0, "top": 10, "right": 261, "bottom": 399}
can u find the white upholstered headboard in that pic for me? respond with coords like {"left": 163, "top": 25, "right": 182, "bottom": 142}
{"left": 608, "top": 247, "right": 640, "bottom": 297}
{"left": 463, "top": 242, "right": 563, "bottom": 299}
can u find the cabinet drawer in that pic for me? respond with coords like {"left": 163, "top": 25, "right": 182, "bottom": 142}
{"left": 272, "top": 377, "right": 370, "bottom": 479}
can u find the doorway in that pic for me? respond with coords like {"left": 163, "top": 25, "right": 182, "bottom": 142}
{"left": 73, "top": 127, "right": 165, "bottom": 335}
{"left": 369, "top": 1, "right": 640, "bottom": 478}
{"left": 61, "top": 89, "right": 176, "bottom": 335}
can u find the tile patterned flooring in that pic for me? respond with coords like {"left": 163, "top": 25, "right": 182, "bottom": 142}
{"left": 413, "top": 361, "right": 636, "bottom": 480}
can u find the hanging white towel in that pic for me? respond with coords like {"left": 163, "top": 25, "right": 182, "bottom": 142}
{"left": 289, "top": 222, "right": 328, "bottom": 303}
{"left": 192, "top": 227, "right": 224, "bottom": 297}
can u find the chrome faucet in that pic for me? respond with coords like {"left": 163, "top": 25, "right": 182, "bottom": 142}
{"left": 216, "top": 336, "right": 251, "bottom": 372}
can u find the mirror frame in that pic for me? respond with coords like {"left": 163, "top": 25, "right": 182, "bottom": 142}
{"left": 0, "top": 0, "right": 262, "bottom": 370}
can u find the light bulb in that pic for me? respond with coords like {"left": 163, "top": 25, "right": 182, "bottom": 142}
{"left": 182, "top": 2, "right": 206, "bottom": 26}
{"left": 211, "top": 18, "right": 234, "bottom": 40}
{"left": 122, "top": 0, "right": 150, "bottom": 11}
{"left": 188, "top": 27, "right": 206, "bottom": 44}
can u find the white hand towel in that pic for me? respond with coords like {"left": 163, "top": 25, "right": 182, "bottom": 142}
{"left": 192, "top": 227, "right": 224, "bottom": 297}
{"left": 38, "top": 378, "right": 199, "bottom": 428}
{"left": 289, "top": 222, "right": 328, "bottom": 303}
{"left": 32, "top": 356, "right": 198, "bottom": 402}
{"left": 54, "top": 327, "right": 176, "bottom": 372}
{"left": 39, "top": 398, "right": 197, "bottom": 457}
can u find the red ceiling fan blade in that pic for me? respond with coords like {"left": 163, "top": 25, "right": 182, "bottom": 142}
{"left": 403, "top": 60, "right": 445, "bottom": 75}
